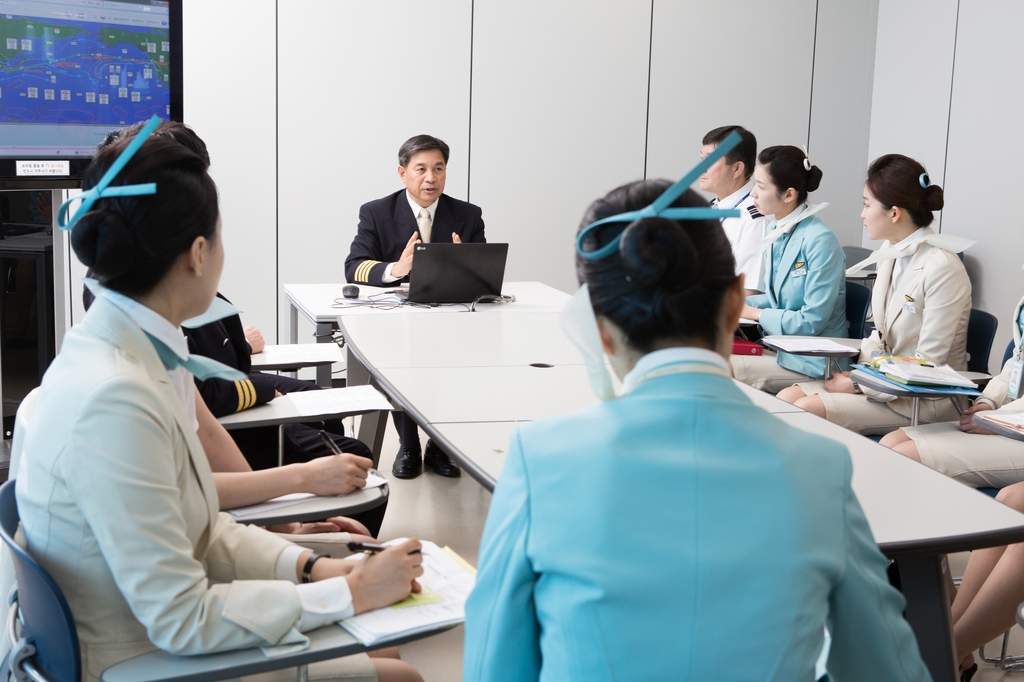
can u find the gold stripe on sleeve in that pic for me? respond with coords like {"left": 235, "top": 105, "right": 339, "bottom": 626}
{"left": 354, "top": 260, "right": 381, "bottom": 283}
{"left": 234, "top": 381, "right": 246, "bottom": 412}
{"left": 242, "top": 379, "right": 256, "bottom": 409}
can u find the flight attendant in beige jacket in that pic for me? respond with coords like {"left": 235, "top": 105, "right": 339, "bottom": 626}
{"left": 777, "top": 154, "right": 972, "bottom": 435}
{"left": 14, "top": 122, "right": 423, "bottom": 682}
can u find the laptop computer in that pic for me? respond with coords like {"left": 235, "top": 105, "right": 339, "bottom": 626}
{"left": 406, "top": 243, "right": 509, "bottom": 304}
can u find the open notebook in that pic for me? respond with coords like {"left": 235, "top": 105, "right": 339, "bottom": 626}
{"left": 340, "top": 540, "right": 476, "bottom": 645}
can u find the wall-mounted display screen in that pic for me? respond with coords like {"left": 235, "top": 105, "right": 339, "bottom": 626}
{"left": 0, "top": 0, "right": 182, "bottom": 186}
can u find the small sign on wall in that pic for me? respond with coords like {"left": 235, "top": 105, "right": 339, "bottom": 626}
{"left": 16, "top": 161, "right": 71, "bottom": 176}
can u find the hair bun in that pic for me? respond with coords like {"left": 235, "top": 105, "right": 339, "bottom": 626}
{"left": 619, "top": 217, "right": 698, "bottom": 291}
{"left": 923, "top": 184, "right": 944, "bottom": 211}
{"left": 806, "top": 165, "right": 823, "bottom": 193}
{"left": 70, "top": 207, "right": 141, "bottom": 279}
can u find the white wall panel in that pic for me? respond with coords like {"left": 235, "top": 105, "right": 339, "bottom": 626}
{"left": 183, "top": 0, "right": 278, "bottom": 337}
{"left": 470, "top": 0, "right": 651, "bottom": 294}
{"left": 866, "top": 0, "right": 958, "bottom": 247}
{"left": 646, "top": 0, "right": 817, "bottom": 185}
{"left": 277, "top": 1, "right": 472, "bottom": 342}
{"left": 942, "top": 1, "right": 1024, "bottom": 372}
{"left": 807, "top": 0, "right": 878, "bottom": 249}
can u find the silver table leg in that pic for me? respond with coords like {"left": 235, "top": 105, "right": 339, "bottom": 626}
{"left": 278, "top": 424, "right": 284, "bottom": 468}
{"left": 911, "top": 397, "right": 921, "bottom": 427}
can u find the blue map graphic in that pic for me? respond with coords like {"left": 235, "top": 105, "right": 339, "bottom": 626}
{"left": 0, "top": 15, "right": 171, "bottom": 126}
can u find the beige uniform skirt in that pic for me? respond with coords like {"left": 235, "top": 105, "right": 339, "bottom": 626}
{"left": 902, "top": 415, "right": 1024, "bottom": 489}
{"left": 732, "top": 350, "right": 813, "bottom": 394}
{"left": 796, "top": 381, "right": 962, "bottom": 436}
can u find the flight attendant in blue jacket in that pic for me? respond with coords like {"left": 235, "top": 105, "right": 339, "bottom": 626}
{"left": 463, "top": 168, "right": 928, "bottom": 681}
{"left": 733, "top": 146, "right": 848, "bottom": 393}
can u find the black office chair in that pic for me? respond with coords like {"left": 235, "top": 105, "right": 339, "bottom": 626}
{"left": 845, "top": 281, "right": 872, "bottom": 340}
{"left": 966, "top": 309, "right": 999, "bottom": 374}
{"left": 0, "top": 479, "right": 81, "bottom": 682}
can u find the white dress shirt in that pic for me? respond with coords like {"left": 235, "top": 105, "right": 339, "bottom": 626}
{"left": 713, "top": 180, "right": 768, "bottom": 291}
{"left": 382, "top": 192, "right": 440, "bottom": 283}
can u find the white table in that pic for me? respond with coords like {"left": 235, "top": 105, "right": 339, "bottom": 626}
{"left": 339, "top": 294, "right": 1024, "bottom": 682}
{"left": 226, "top": 487, "right": 388, "bottom": 526}
{"left": 284, "top": 281, "right": 572, "bottom": 386}
{"left": 249, "top": 343, "right": 343, "bottom": 372}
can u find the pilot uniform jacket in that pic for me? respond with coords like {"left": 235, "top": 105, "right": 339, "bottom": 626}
{"left": 746, "top": 214, "right": 849, "bottom": 377}
{"left": 857, "top": 235, "right": 971, "bottom": 419}
{"left": 182, "top": 294, "right": 276, "bottom": 416}
{"left": 464, "top": 357, "right": 929, "bottom": 682}
{"left": 345, "top": 189, "right": 486, "bottom": 286}
{"left": 15, "top": 297, "right": 309, "bottom": 682}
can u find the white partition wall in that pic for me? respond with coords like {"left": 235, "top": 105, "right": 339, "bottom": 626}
{"left": 942, "top": 1, "right": 1024, "bottom": 370}
{"left": 646, "top": 0, "right": 817, "bottom": 183}
{"left": 866, "top": 0, "right": 958, "bottom": 247}
{"left": 276, "top": 1, "right": 472, "bottom": 342}
{"left": 469, "top": 0, "right": 651, "bottom": 295}
{"left": 183, "top": 0, "right": 278, "bottom": 336}
{"left": 806, "top": 0, "right": 878, "bottom": 249}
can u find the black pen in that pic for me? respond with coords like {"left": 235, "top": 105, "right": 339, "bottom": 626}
{"left": 319, "top": 429, "right": 344, "bottom": 456}
{"left": 347, "top": 541, "right": 421, "bottom": 555}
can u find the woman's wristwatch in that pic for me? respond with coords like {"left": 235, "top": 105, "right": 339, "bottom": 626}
{"left": 301, "top": 553, "right": 330, "bottom": 583}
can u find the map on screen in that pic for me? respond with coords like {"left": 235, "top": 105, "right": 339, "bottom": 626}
{"left": 0, "top": 15, "right": 170, "bottom": 127}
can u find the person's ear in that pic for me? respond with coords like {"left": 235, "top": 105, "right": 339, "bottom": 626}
{"left": 732, "top": 161, "right": 746, "bottom": 181}
{"left": 783, "top": 187, "right": 797, "bottom": 203}
{"left": 722, "top": 275, "right": 745, "bottom": 332}
{"left": 596, "top": 316, "right": 616, "bottom": 355}
{"left": 891, "top": 206, "right": 903, "bottom": 223}
{"left": 187, "top": 235, "right": 208, "bottom": 277}
{"left": 397, "top": 165, "right": 407, "bottom": 183}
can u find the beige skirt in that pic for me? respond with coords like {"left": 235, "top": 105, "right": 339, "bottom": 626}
{"left": 797, "top": 382, "right": 962, "bottom": 436}
{"left": 732, "top": 350, "right": 813, "bottom": 394}
{"left": 902, "top": 421, "right": 1024, "bottom": 488}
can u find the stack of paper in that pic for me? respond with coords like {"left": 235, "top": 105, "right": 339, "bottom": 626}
{"left": 762, "top": 337, "right": 858, "bottom": 354}
{"left": 340, "top": 540, "right": 476, "bottom": 645}
{"left": 980, "top": 412, "right": 1024, "bottom": 430}
{"left": 873, "top": 356, "right": 976, "bottom": 388}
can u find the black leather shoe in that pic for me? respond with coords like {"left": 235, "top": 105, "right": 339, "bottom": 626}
{"left": 391, "top": 446, "right": 422, "bottom": 479}
{"left": 424, "top": 440, "right": 461, "bottom": 477}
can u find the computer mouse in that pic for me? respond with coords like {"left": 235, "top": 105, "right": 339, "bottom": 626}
{"left": 343, "top": 285, "right": 359, "bottom": 299}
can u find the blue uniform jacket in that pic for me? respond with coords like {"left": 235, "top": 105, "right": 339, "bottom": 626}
{"left": 344, "top": 189, "right": 485, "bottom": 286}
{"left": 464, "top": 368, "right": 928, "bottom": 682}
{"left": 747, "top": 214, "right": 849, "bottom": 377}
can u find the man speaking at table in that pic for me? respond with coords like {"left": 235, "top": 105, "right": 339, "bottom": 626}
{"left": 346, "top": 134, "right": 486, "bottom": 479}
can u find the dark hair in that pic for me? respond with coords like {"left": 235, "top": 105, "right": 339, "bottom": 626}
{"left": 865, "top": 154, "right": 943, "bottom": 227}
{"left": 99, "top": 120, "right": 211, "bottom": 165}
{"left": 576, "top": 180, "right": 738, "bottom": 352}
{"left": 757, "top": 146, "right": 822, "bottom": 204}
{"left": 703, "top": 125, "right": 757, "bottom": 180}
{"left": 398, "top": 135, "right": 450, "bottom": 167}
{"left": 71, "top": 135, "right": 219, "bottom": 298}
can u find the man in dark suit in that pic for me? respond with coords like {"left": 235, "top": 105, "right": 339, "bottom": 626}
{"left": 345, "top": 134, "right": 486, "bottom": 479}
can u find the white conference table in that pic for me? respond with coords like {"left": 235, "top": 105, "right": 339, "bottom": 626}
{"left": 331, "top": 281, "right": 1024, "bottom": 682}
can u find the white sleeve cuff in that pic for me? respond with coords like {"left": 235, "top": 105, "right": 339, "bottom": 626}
{"left": 295, "top": 576, "right": 355, "bottom": 632}
{"left": 974, "top": 397, "right": 998, "bottom": 410}
{"left": 381, "top": 263, "right": 399, "bottom": 284}
{"left": 274, "top": 544, "right": 306, "bottom": 584}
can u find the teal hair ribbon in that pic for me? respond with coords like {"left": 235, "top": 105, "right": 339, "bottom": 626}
{"left": 576, "top": 130, "right": 743, "bottom": 261}
{"left": 56, "top": 115, "right": 163, "bottom": 232}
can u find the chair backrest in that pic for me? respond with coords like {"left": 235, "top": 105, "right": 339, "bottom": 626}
{"left": 845, "top": 281, "right": 872, "bottom": 339}
{"left": 0, "top": 480, "right": 81, "bottom": 682}
{"left": 966, "top": 309, "right": 999, "bottom": 374}
{"left": 1004, "top": 339, "right": 1016, "bottom": 368}
{"left": 842, "top": 245, "right": 875, "bottom": 272}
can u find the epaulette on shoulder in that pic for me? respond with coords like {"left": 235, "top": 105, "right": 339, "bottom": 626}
{"left": 746, "top": 205, "right": 763, "bottom": 219}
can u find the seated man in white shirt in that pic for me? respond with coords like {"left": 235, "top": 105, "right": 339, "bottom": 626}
{"left": 699, "top": 125, "right": 768, "bottom": 296}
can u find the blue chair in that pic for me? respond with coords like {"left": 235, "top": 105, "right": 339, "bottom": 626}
{"left": 845, "top": 281, "right": 872, "bottom": 340}
{"left": 966, "top": 309, "right": 999, "bottom": 374}
{"left": 0, "top": 479, "right": 81, "bottom": 682}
